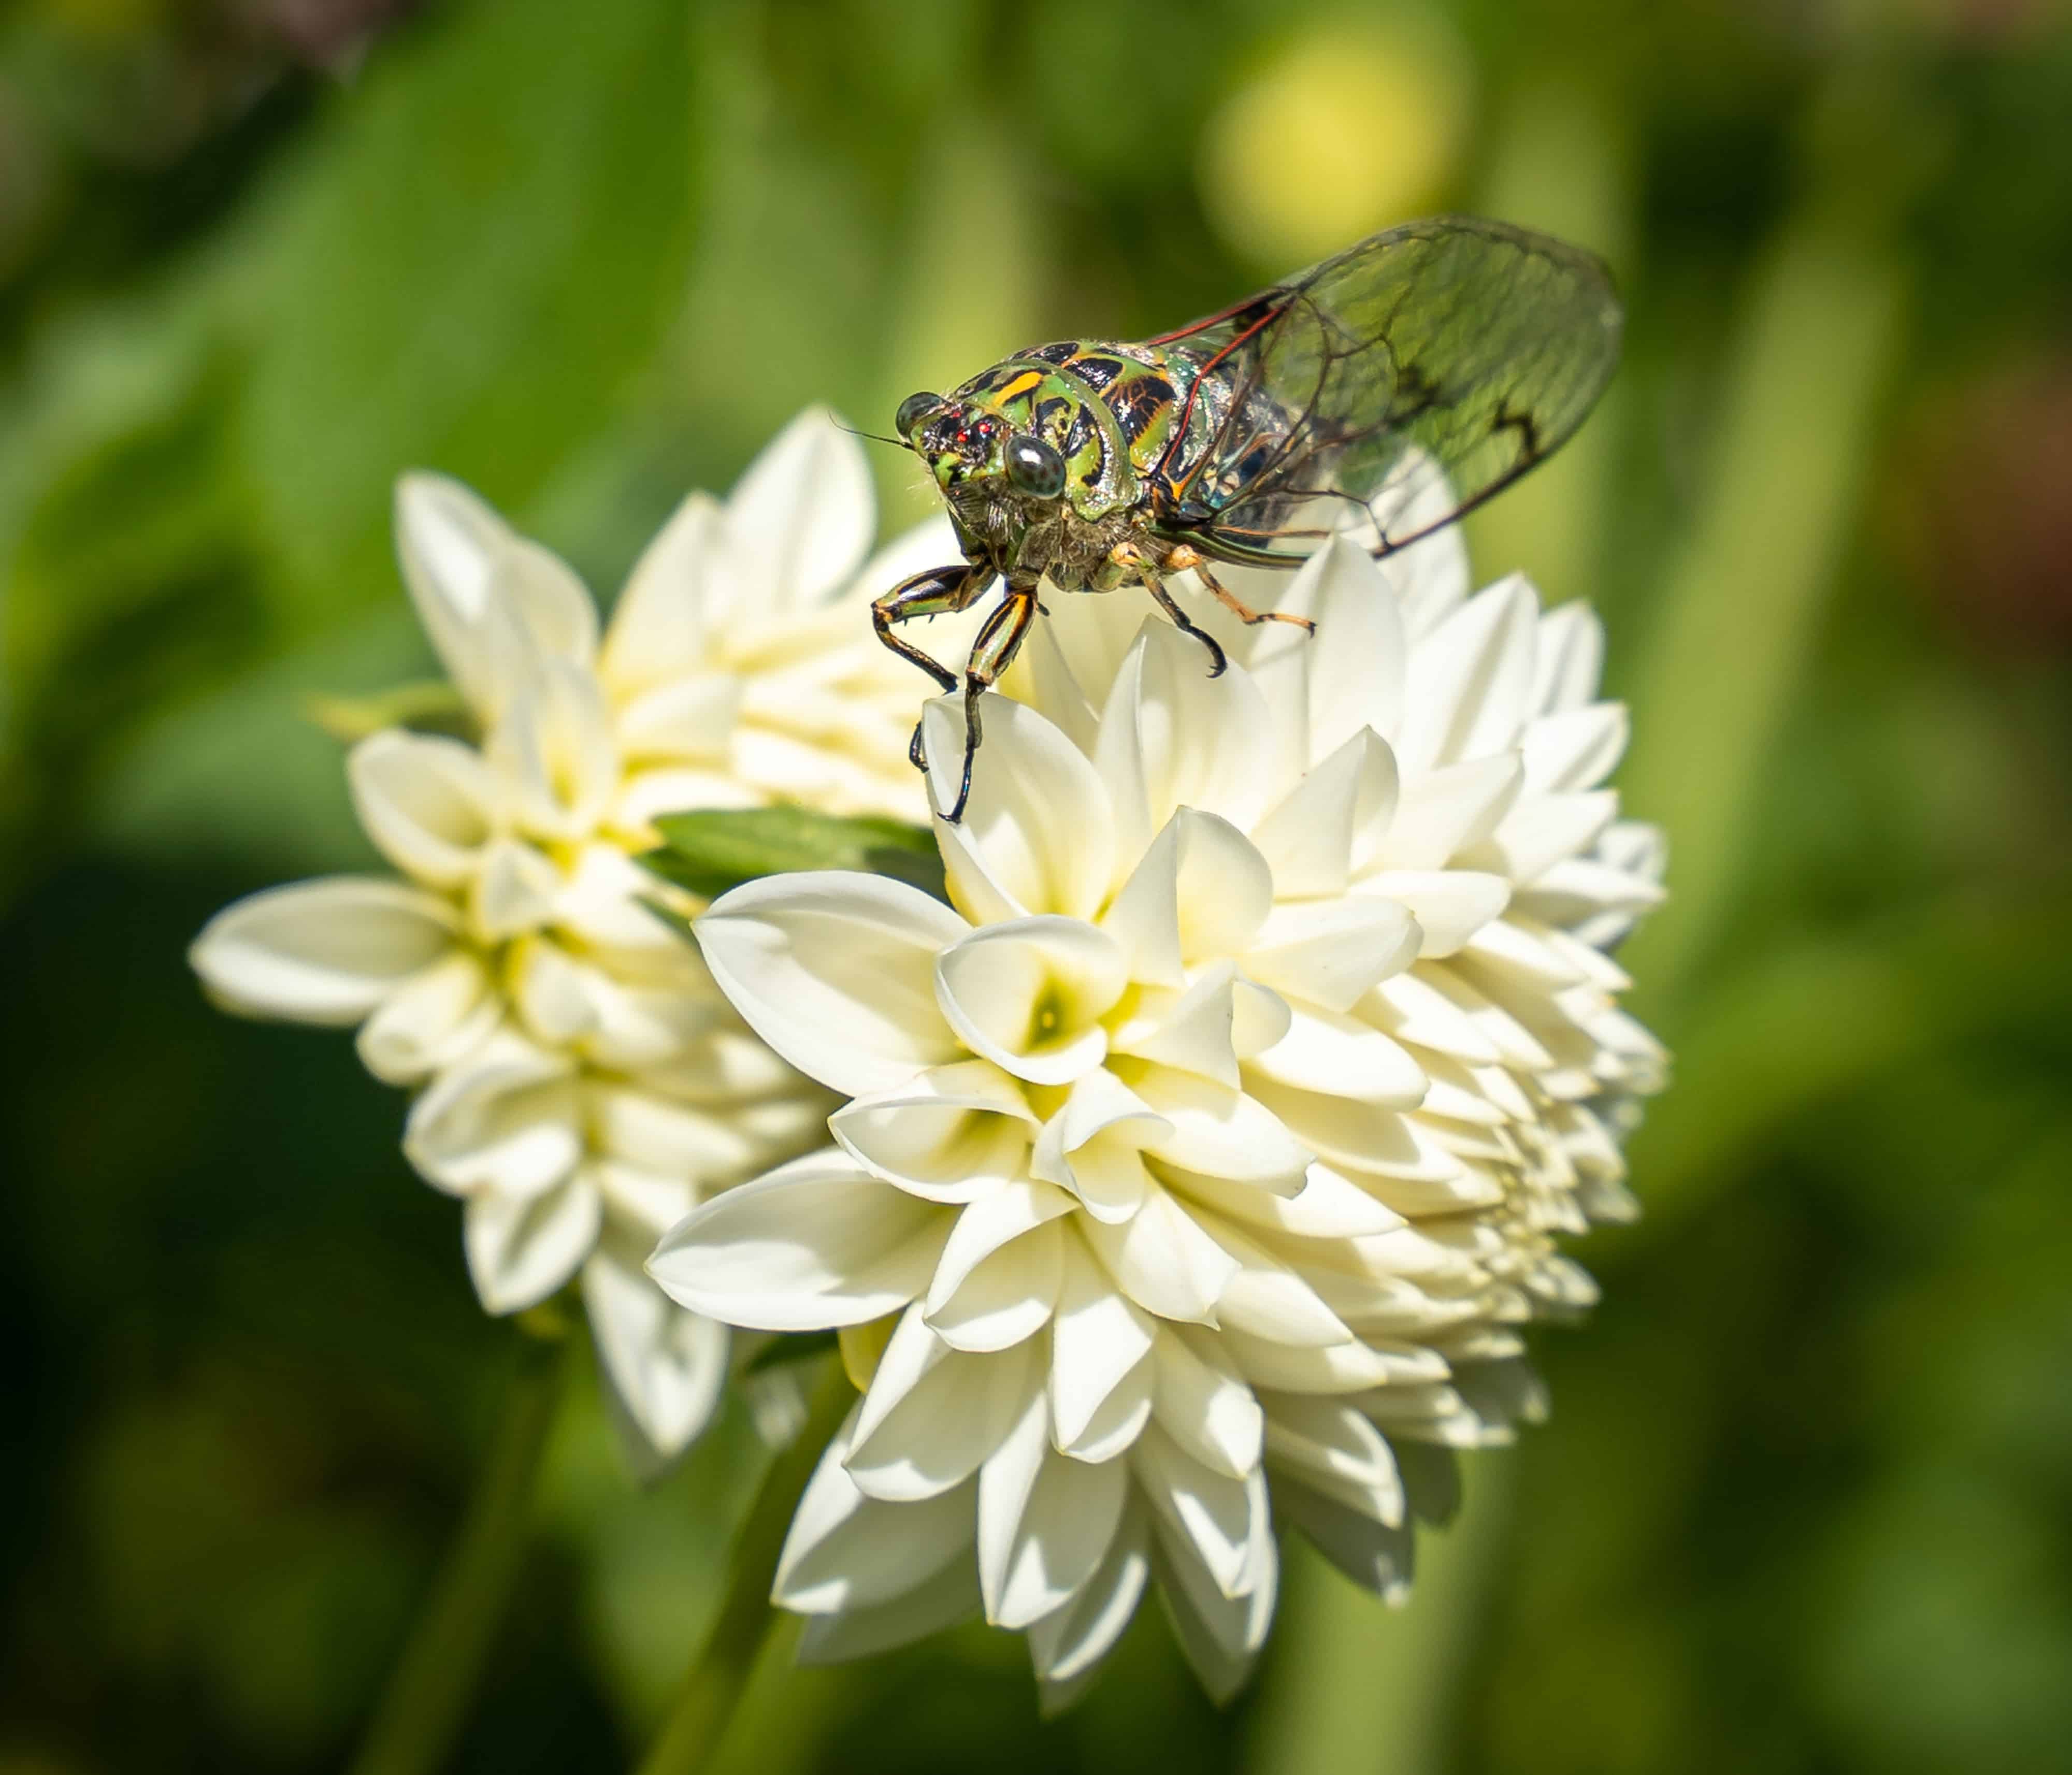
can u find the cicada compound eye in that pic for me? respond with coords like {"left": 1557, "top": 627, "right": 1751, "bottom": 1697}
{"left": 895, "top": 391, "right": 941, "bottom": 437}
{"left": 1004, "top": 433, "right": 1066, "bottom": 499}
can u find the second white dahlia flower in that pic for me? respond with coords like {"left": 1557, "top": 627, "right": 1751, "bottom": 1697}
{"left": 649, "top": 506, "right": 1666, "bottom": 1699}
{"left": 190, "top": 411, "right": 947, "bottom": 1462}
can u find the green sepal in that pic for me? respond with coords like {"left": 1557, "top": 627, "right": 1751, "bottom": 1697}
{"left": 641, "top": 804, "right": 947, "bottom": 905}
{"left": 306, "top": 681, "right": 477, "bottom": 745}
{"left": 741, "top": 1329, "right": 841, "bottom": 1375}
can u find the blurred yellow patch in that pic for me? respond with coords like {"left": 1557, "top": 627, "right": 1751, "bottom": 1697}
{"left": 1199, "top": 9, "right": 1474, "bottom": 269}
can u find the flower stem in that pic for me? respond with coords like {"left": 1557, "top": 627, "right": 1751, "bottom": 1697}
{"left": 348, "top": 1321, "right": 568, "bottom": 1775}
{"left": 636, "top": 1362, "right": 853, "bottom": 1775}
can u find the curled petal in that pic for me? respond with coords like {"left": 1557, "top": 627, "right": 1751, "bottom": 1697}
{"left": 648, "top": 1151, "right": 951, "bottom": 1331}
{"left": 775, "top": 1404, "right": 974, "bottom": 1613}
{"left": 583, "top": 1244, "right": 731, "bottom": 1462}
{"left": 847, "top": 1311, "right": 1042, "bottom": 1502}
{"left": 1151, "top": 1325, "right": 1263, "bottom": 1479}
{"left": 979, "top": 1390, "right": 1131, "bottom": 1629}
{"left": 356, "top": 949, "right": 498, "bottom": 1084}
{"left": 921, "top": 695, "right": 1116, "bottom": 922}
{"left": 695, "top": 872, "right": 970, "bottom": 1097}
{"left": 348, "top": 731, "right": 501, "bottom": 888}
{"left": 464, "top": 1173, "right": 601, "bottom": 1314}
{"left": 934, "top": 918, "right": 1127, "bottom": 1087}
{"left": 190, "top": 877, "right": 459, "bottom": 1026}
{"left": 1050, "top": 1235, "right": 1158, "bottom": 1450}
{"left": 831, "top": 1059, "right": 1039, "bottom": 1203}
{"left": 403, "top": 1023, "right": 581, "bottom": 1200}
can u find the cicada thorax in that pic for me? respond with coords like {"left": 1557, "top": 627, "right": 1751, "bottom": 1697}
{"left": 952, "top": 341, "right": 1201, "bottom": 522}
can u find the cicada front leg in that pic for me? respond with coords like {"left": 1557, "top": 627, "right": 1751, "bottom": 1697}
{"left": 873, "top": 562, "right": 996, "bottom": 696}
{"left": 938, "top": 586, "right": 1040, "bottom": 824}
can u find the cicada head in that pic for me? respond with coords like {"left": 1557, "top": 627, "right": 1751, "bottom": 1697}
{"left": 895, "top": 391, "right": 1067, "bottom": 503}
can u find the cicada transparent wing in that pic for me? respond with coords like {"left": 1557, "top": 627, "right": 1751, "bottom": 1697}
{"left": 1149, "top": 216, "right": 1623, "bottom": 565}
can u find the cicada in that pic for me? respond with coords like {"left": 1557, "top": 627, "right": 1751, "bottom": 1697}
{"left": 881, "top": 215, "right": 1622, "bottom": 820}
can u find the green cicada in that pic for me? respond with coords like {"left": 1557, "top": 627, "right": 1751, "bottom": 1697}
{"left": 880, "top": 215, "right": 1623, "bottom": 821}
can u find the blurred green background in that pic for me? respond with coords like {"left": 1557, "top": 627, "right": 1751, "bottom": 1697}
{"left": 4, "top": 0, "right": 2069, "bottom": 1770}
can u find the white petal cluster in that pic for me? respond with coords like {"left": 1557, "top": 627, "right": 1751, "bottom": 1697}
{"left": 651, "top": 505, "right": 1667, "bottom": 1699}
{"left": 191, "top": 411, "right": 945, "bottom": 1461}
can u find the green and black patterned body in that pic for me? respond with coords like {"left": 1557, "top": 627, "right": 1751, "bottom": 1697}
{"left": 881, "top": 215, "right": 1625, "bottom": 819}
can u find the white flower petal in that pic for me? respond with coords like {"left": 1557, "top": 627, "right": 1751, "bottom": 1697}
{"left": 1104, "top": 807, "right": 1275, "bottom": 991}
{"left": 831, "top": 1059, "right": 1039, "bottom": 1203}
{"left": 1394, "top": 574, "right": 1539, "bottom": 771}
{"left": 1105, "top": 964, "right": 1245, "bottom": 1091}
{"left": 402, "top": 1023, "right": 581, "bottom": 1199}
{"left": 848, "top": 1314, "right": 1042, "bottom": 1501}
{"left": 1051, "top": 1235, "right": 1158, "bottom": 1449}
{"left": 393, "top": 472, "right": 519, "bottom": 717}
{"left": 1190, "top": 1211, "right": 1356, "bottom": 1349}
{"left": 775, "top": 1405, "right": 974, "bottom": 1613}
{"left": 1029, "top": 1069, "right": 1169, "bottom": 1220}
{"left": 1373, "top": 754, "right": 1524, "bottom": 870}
{"left": 190, "top": 878, "right": 459, "bottom": 1024}
{"left": 1244, "top": 896, "right": 1420, "bottom": 1014}
{"left": 1261, "top": 1391, "right": 1404, "bottom": 1525}
{"left": 1244, "top": 1003, "right": 1427, "bottom": 1108}
{"left": 464, "top": 1173, "right": 601, "bottom": 1314}
{"left": 725, "top": 407, "right": 875, "bottom": 614}
{"left": 614, "top": 673, "right": 742, "bottom": 766}
{"left": 468, "top": 838, "right": 561, "bottom": 942}
{"left": 980, "top": 1391, "right": 1130, "bottom": 1629}
{"left": 599, "top": 491, "right": 726, "bottom": 696}
{"left": 1357, "top": 869, "right": 1508, "bottom": 957}
{"left": 934, "top": 917, "right": 1127, "bottom": 1087}
{"left": 1131, "top": 1421, "right": 1254, "bottom": 1598}
{"left": 1250, "top": 726, "right": 1398, "bottom": 900}
{"left": 348, "top": 731, "right": 501, "bottom": 888}
{"left": 795, "top": 1551, "right": 980, "bottom": 1665}
{"left": 356, "top": 949, "right": 498, "bottom": 1084}
{"left": 1462, "top": 789, "right": 1618, "bottom": 885}
{"left": 488, "top": 660, "right": 620, "bottom": 843}
{"left": 1094, "top": 622, "right": 1276, "bottom": 870}
{"left": 1171, "top": 1159, "right": 1404, "bottom": 1241}
{"left": 1530, "top": 600, "right": 1605, "bottom": 714}
{"left": 582, "top": 1244, "right": 731, "bottom": 1461}
{"left": 1026, "top": 1499, "right": 1151, "bottom": 1683}
{"left": 648, "top": 1152, "right": 951, "bottom": 1330}
{"left": 925, "top": 1178, "right": 1077, "bottom": 1315}
{"left": 1129, "top": 1065, "right": 1311, "bottom": 1192}
{"left": 695, "top": 872, "right": 970, "bottom": 1096}
{"left": 1219, "top": 1328, "right": 1447, "bottom": 1394}
{"left": 920, "top": 695, "right": 1115, "bottom": 922}
{"left": 1280, "top": 537, "right": 1408, "bottom": 764}
{"left": 1521, "top": 701, "right": 1628, "bottom": 792}
{"left": 1150, "top": 1325, "right": 1263, "bottom": 1478}
{"left": 1078, "top": 1177, "right": 1240, "bottom": 1323}
{"left": 925, "top": 1217, "right": 1064, "bottom": 1352}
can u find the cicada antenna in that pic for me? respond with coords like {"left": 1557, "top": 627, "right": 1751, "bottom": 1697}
{"left": 833, "top": 420, "right": 912, "bottom": 451}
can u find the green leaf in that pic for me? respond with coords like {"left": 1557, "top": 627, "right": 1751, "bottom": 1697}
{"left": 643, "top": 805, "right": 946, "bottom": 904}
{"left": 239, "top": 0, "right": 701, "bottom": 625}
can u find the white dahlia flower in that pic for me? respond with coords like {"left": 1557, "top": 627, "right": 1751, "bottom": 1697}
{"left": 190, "top": 410, "right": 948, "bottom": 1463}
{"left": 649, "top": 501, "right": 1666, "bottom": 1700}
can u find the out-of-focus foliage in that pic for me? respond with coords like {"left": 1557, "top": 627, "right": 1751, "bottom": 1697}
{"left": 3, "top": 2, "right": 2068, "bottom": 1771}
